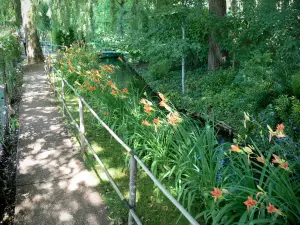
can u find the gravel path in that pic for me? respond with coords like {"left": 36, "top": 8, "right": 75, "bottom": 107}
{"left": 14, "top": 64, "right": 109, "bottom": 225}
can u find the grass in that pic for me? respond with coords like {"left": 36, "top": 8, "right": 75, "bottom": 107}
{"left": 52, "top": 84, "right": 191, "bottom": 224}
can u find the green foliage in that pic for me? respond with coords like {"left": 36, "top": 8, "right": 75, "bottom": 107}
{"left": 275, "top": 95, "right": 291, "bottom": 120}
{"left": 291, "top": 98, "right": 300, "bottom": 128}
{"left": 35, "top": 2, "right": 51, "bottom": 37}
{"left": 290, "top": 72, "right": 300, "bottom": 97}
{"left": 53, "top": 27, "right": 77, "bottom": 47}
{"left": 56, "top": 46, "right": 300, "bottom": 224}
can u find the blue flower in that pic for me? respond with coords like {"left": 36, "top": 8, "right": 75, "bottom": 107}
{"left": 220, "top": 159, "right": 225, "bottom": 166}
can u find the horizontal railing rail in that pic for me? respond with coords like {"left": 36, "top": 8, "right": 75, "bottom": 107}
{"left": 45, "top": 57, "right": 200, "bottom": 225}
{"left": 40, "top": 41, "right": 65, "bottom": 54}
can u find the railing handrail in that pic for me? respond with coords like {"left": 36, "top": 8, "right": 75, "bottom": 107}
{"left": 46, "top": 59, "right": 200, "bottom": 225}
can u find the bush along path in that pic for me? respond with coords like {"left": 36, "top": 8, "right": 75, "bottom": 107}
{"left": 53, "top": 44, "right": 300, "bottom": 224}
{"left": 14, "top": 64, "right": 109, "bottom": 225}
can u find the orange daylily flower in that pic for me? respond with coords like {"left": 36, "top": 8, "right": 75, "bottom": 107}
{"left": 272, "top": 154, "right": 289, "bottom": 170}
{"left": 279, "top": 162, "right": 289, "bottom": 170}
{"left": 123, "top": 88, "right": 128, "bottom": 94}
{"left": 256, "top": 156, "right": 265, "bottom": 164}
{"left": 94, "top": 78, "right": 100, "bottom": 83}
{"left": 268, "top": 124, "right": 286, "bottom": 142}
{"left": 277, "top": 123, "right": 284, "bottom": 131}
{"left": 103, "top": 65, "right": 113, "bottom": 72}
{"left": 153, "top": 118, "right": 160, "bottom": 125}
{"left": 106, "top": 80, "right": 113, "bottom": 86}
{"left": 144, "top": 104, "right": 153, "bottom": 114}
{"left": 86, "top": 86, "right": 96, "bottom": 91}
{"left": 272, "top": 154, "right": 282, "bottom": 164}
{"left": 142, "top": 120, "right": 151, "bottom": 126}
{"left": 230, "top": 144, "right": 243, "bottom": 153}
{"left": 266, "top": 203, "right": 283, "bottom": 215}
{"left": 110, "top": 82, "right": 117, "bottom": 90}
{"left": 244, "top": 196, "right": 257, "bottom": 212}
{"left": 140, "top": 98, "right": 153, "bottom": 106}
{"left": 111, "top": 89, "right": 117, "bottom": 96}
{"left": 158, "top": 92, "right": 167, "bottom": 102}
{"left": 159, "top": 101, "right": 166, "bottom": 107}
{"left": 140, "top": 98, "right": 147, "bottom": 105}
{"left": 167, "top": 112, "right": 182, "bottom": 125}
{"left": 211, "top": 187, "right": 223, "bottom": 202}
{"left": 159, "top": 101, "right": 172, "bottom": 112}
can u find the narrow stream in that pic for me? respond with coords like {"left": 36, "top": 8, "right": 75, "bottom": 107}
{"left": 99, "top": 57, "right": 233, "bottom": 144}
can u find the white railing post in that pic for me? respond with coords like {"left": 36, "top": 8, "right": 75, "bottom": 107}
{"left": 128, "top": 154, "right": 137, "bottom": 225}
{"left": 78, "top": 97, "right": 85, "bottom": 154}
{"left": 61, "top": 79, "right": 65, "bottom": 116}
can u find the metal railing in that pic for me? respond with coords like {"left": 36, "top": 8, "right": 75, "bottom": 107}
{"left": 0, "top": 46, "right": 17, "bottom": 138}
{"left": 40, "top": 41, "right": 64, "bottom": 54}
{"left": 45, "top": 58, "right": 200, "bottom": 225}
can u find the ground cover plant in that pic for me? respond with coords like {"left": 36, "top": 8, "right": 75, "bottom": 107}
{"left": 0, "top": 30, "right": 22, "bottom": 224}
{"left": 52, "top": 44, "right": 300, "bottom": 224}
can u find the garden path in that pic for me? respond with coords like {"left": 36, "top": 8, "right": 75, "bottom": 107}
{"left": 14, "top": 64, "right": 109, "bottom": 225}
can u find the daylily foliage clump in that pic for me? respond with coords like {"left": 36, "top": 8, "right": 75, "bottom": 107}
{"left": 56, "top": 45, "right": 300, "bottom": 225}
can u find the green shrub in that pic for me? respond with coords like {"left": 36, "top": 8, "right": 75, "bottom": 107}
{"left": 149, "top": 59, "right": 172, "bottom": 79}
{"left": 291, "top": 72, "right": 300, "bottom": 97}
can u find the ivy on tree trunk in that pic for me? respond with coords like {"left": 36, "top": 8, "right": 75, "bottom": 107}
{"left": 208, "top": 0, "right": 226, "bottom": 71}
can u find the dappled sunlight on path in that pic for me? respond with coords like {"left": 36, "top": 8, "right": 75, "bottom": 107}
{"left": 14, "top": 64, "right": 109, "bottom": 225}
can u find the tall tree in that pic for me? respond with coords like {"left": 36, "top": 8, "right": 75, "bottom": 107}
{"left": 21, "top": 0, "right": 44, "bottom": 64}
{"left": 117, "top": 0, "right": 127, "bottom": 38}
{"left": 14, "top": 0, "right": 22, "bottom": 27}
{"left": 110, "top": 0, "right": 117, "bottom": 32}
{"left": 130, "top": 0, "right": 139, "bottom": 33}
{"left": 208, "top": 0, "right": 226, "bottom": 70}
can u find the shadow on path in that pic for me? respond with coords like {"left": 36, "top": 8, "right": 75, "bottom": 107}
{"left": 14, "top": 64, "right": 109, "bottom": 225}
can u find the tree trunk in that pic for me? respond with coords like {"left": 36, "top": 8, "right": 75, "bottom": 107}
{"left": 21, "top": 0, "right": 44, "bottom": 64}
{"left": 89, "top": 0, "right": 94, "bottom": 41}
{"left": 130, "top": 0, "right": 139, "bottom": 33}
{"left": 110, "top": 0, "right": 117, "bottom": 33}
{"left": 208, "top": 0, "right": 226, "bottom": 71}
{"left": 119, "top": 0, "right": 126, "bottom": 39}
{"left": 14, "top": 0, "right": 22, "bottom": 27}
